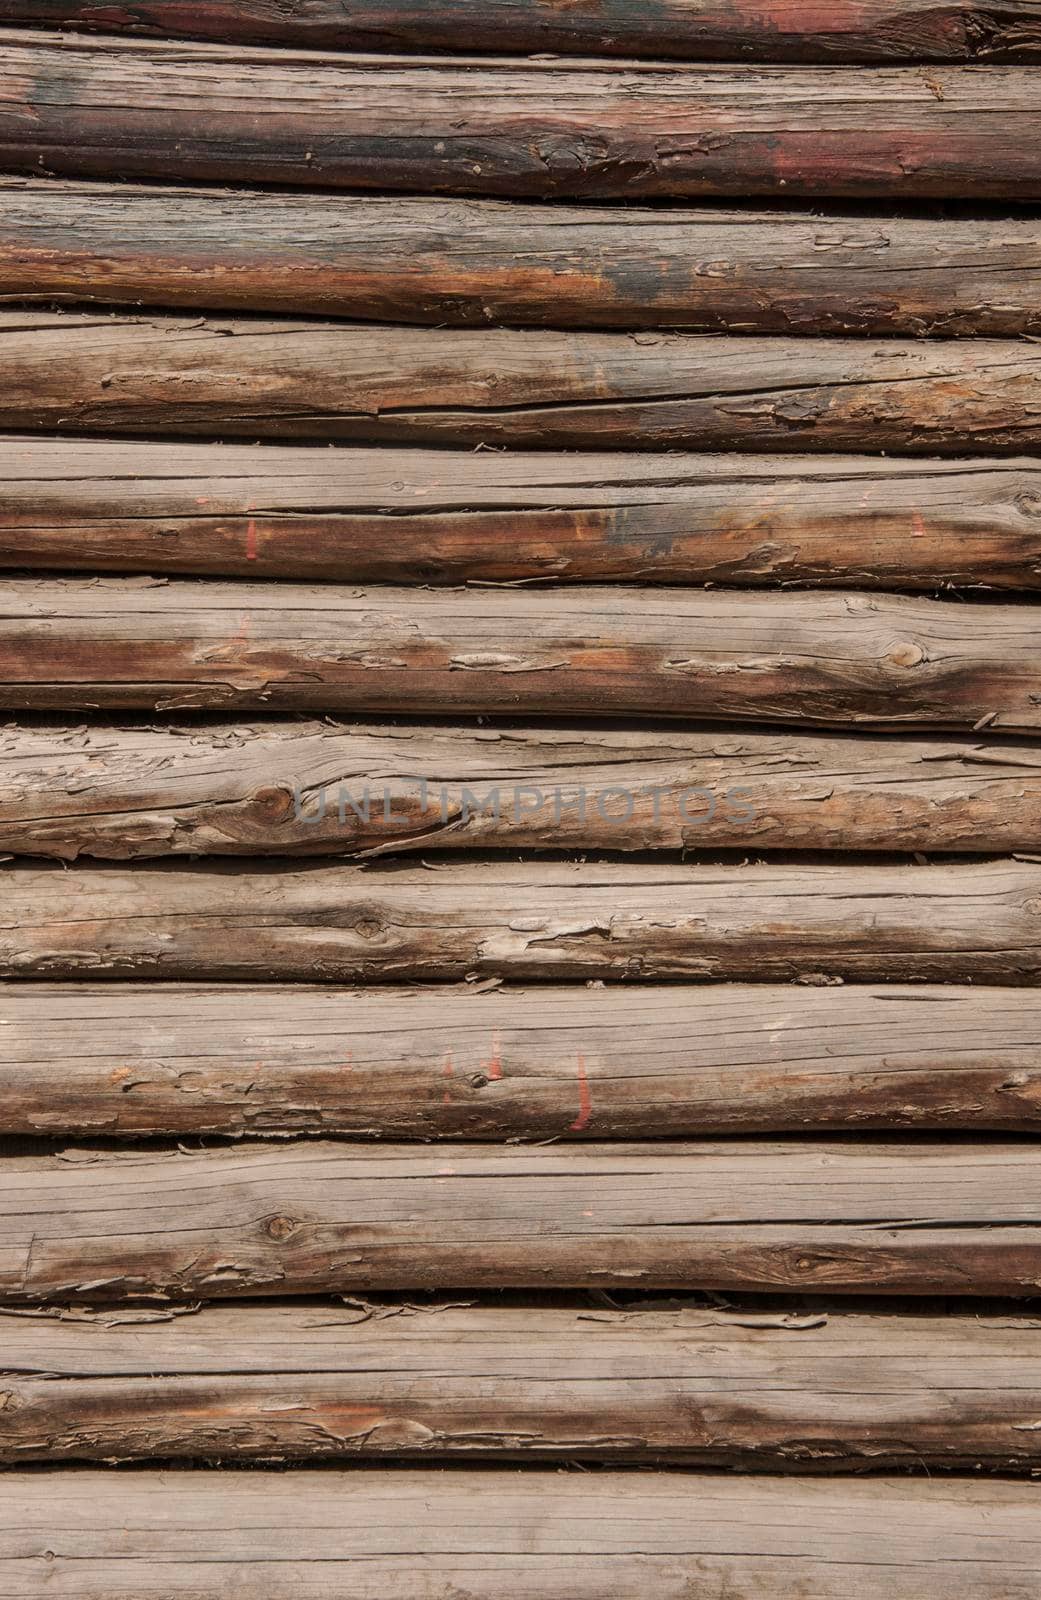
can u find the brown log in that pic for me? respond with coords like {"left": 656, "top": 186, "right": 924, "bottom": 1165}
{"left": 6, "top": 981, "right": 1041, "bottom": 1137}
{"left": 1, "top": 1139, "right": 1040, "bottom": 1299}
{"left": 0, "top": 35, "right": 1037, "bottom": 200}
{"left": 3, "top": 1300, "right": 1041, "bottom": 1468}
{"left": 5, "top": 438, "right": 1041, "bottom": 590}
{"left": 5, "top": 859, "right": 1041, "bottom": 984}
{"left": 5, "top": 0, "right": 1041, "bottom": 61}
{"left": 0, "top": 578, "right": 1037, "bottom": 729}
{"left": 4, "top": 180, "right": 1041, "bottom": 337}
{"left": 2, "top": 1470, "right": 1038, "bottom": 1600}
{"left": 6, "top": 721, "right": 1041, "bottom": 861}
{"left": 8, "top": 329, "right": 1041, "bottom": 458}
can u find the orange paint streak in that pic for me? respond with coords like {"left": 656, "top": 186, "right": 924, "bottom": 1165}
{"left": 570, "top": 1054, "right": 592, "bottom": 1132}
{"left": 911, "top": 512, "right": 927, "bottom": 539}
{"left": 246, "top": 517, "right": 258, "bottom": 560}
{"left": 483, "top": 1030, "right": 503, "bottom": 1080}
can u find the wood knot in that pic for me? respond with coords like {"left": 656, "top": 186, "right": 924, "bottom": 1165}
{"left": 264, "top": 1214, "right": 298, "bottom": 1241}
{"left": 884, "top": 638, "right": 927, "bottom": 670}
{"left": 251, "top": 784, "right": 294, "bottom": 821}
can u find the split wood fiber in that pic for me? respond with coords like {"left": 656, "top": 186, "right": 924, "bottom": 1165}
{"left": 1, "top": 1140, "right": 1041, "bottom": 1298}
{"left": 6, "top": 859, "right": 1041, "bottom": 984}
{"left": 0, "top": 35, "right": 1037, "bottom": 200}
{"left": 2, "top": 579, "right": 1039, "bottom": 729}
{"left": 7, "top": 438, "right": 1041, "bottom": 589}
{"left": 6, "top": 722, "right": 1041, "bottom": 860}
{"left": 5, "top": 179, "right": 1041, "bottom": 336}
{"left": 8, "top": 331, "right": 1041, "bottom": 457}
{"left": 3, "top": 1301, "right": 1041, "bottom": 1468}
{"left": 7, "top": 0, "right": 1041, "bottom": 60}
{"left": 6, "top": 981, "right": 1041, "bottom": 1136}
{"left": 1, "top": 1469, "right": 1039, "bottom": 1598}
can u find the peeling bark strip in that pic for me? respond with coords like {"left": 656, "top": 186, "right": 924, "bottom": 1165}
{"left": 1, "top": 1472, "right": 1038, "bottom": 1600}
{"left": 6, "top": 0, "right": 1041, "bottom": 60}
{"left": 0, "top": 35, "right": 1038, "bottom": 200}
{"left": 6, "top": 981, "right": 1041, "bottom": 1137}
{"left": 5, "top": 181, "right": 1041, "bottom": 338}
{"left": 10, "top": 331, "right": 1041, "bottom": 459}
{"left": 1, "top": 578, "right": 1039, "bottom": 729}
{"left": 7, "top": 440, "right": 1041, "bottom": 592}
{"left": 4, "top": 1301, "right": 1041, "bottom": 1466}
{"left": 1, "top": 1139, "right": 1041, "bottom": 1299}
{"left": 6, "top": 859, "right": 1041, "bottom": 984}
{"left": 7, "top": 722, "right": 1041, "bottom": 861}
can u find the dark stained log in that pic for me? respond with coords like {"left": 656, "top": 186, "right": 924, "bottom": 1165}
{"left": 1, "top": 1470, "right": 1038, "bottom": 1600}
{"left": 0, "top": 578, "right": 1038, "bottom": 730}
{"left": 5, "top": 859, "right": 1041, "bottom": 985}
{"left": 8, "top": 330, "right": 1041, "bottom": 458}
{"left": 3, "top": 180, "right": 1041, "bottom": 337}
{"left": 0, "top": 1139, "right": 1040, "bottom": 1299}
{"left": 0, "top": 35, "right": 1037, "bottom": 200}
{"left": 4, "top": 1301, "right": 1041, "bottom": 1468}
{"left": 6, "top": 722, "right": 1041, "bottom": 861}
{"left": 6, "top": 439, "right": 1041, "bottom": 592}
{"left": 5, "top": 0, "right": 1041, "bottom": 61}
{"left": 6, "top": 981, "right": 1041, "bottom": 1136}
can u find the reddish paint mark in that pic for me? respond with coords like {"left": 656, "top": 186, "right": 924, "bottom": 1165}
{"left": 342, "top": 1050, "right": 353, "bottom": 1074}
{"left": 245, "top": 516, "right": 258, "bottom": 561}
{"left": 911, "top": 512, "right": 927, "bottom": 539}
{"left": 442, "top": 1051, "right": 454, "bottom": 1104}
{"left": 195, "top": 497, "right": 210, "bottom": 506}
{"left": 570, "top": 1054, "right": 592, "bottom": 1133}
{"left": 483, "top": 1030, "right": 503, "bottom": 1081}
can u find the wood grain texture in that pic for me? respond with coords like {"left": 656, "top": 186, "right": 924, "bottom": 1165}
{"left": 6, "top": 0, "right": 1041, "bottom": 60}
{"left": 4, "top": 1301, "right": 1041, "bottom": 1468}
{"left": 6, "top": 859, "right": 1041, "bottom": 984}
{"left": 5, "top": 179, "right": 1041, "bottom": 337}
{"left": 6, "top": 721, "right": 1041, "bottom": 861}
{"left": 6, "top": 981, "right": 1041, "bottom": 1137}
{"left": 0, "top": 34, "right": 1037, "bottom": 199}
{"left": 1, "top": 1139, "right": 1041, "bottom": 1299}
{"left": 1, "top": 1469, "right": 1038, "bottom": 1599}
{"left": 1, "top": 578, "right": 1038, "bottom": 729}
{"left": 8, "top": 328, "right": 1041, "bottom": 458}
{"left": 7, "top": 438, "right": 1041, "bottom": 590}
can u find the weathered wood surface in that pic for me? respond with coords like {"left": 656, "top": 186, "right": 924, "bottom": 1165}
{"left": 5, "top": 181, "right": 1041, "bottom": 337}
{"left": 7, "top": 438, "right": 1041, "bottom": 589}
{"left": 7, "top": 722, "right": 1041, "bottom": 860}
{"left": 2, "top": 579, "right": 1039, "bottom": 729}
{"left": 7, "top": 0, "right": 1041, "bottom": 60}
{"left": 9, "top": 330, "right": 1041, "bottom": 459}
{"left": 6, "top": 859, "right": 1041, "bottom": 984}
{"left": 0, "top": 36, "right": 1037, "bottom": 200}
{"left": 1, "top": 1470, "right": 1038, "bottom": 1600}
{"left": 0, "top": 1140, "right": 1040, "bottom": 1299}
{"left": 4, "top": 1301, "right": 1041, "bottom": 1468}
{"left": 8, "top": 981, "right": 1041, "bottom": 1136}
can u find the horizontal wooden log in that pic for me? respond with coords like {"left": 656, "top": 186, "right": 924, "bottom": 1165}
{"left": 7, "top": 439, "right": 1041, "bottom": 590}
{"left": 7, "top": 0, "right": 1041, "bottom": 60}
{"left": 5, "top": 859, "right": 1041, "bottom": 984}
{"left": 7, "top": 982, "right": 1041, "bottom": 1136}
{"left": 4, "top": 1301, "right": 1041, "bottom": 1468}
{"left": 9, "top": 331, "right": 1041, "bottom": 459}
{"left": 2, "top": 1471, "right": 1038, "bottom": 1600}
{"left": 7, "top": 722, "right": 1041, "bottom": 860}
{"left": 0, "top": 35, "right": 1038, "bottom": 200}
{"left": 1, "top": 1139, "right": 1041, "bottom": 1299}
{"left": 4, "top": 181, "right": 1041, "bottom": 337}
{"left": 1, "top": 579, "right": 1038, "bottom": 729}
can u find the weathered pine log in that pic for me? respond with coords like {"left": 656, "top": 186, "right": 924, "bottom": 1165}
{"left": 6, "top": 981, "right": 1041, "bottom": 1138}
{"left": 4, "top": 181, "right": 1041, "bottom": 337}
{"left": 2, "top": 1471, "right": 1039, "bottom": 1600}
{"left": 7, "top": 440, "right": 1041, "bottom": 589}
{"left": 6, "top": 859, "right": 1041, "bottom": 984}
{"left": 6, "top": 722, "right": 1041, "bottom": 860}
{"left": 1, "top": 579, "right": 1038, "bottom": 729}
{"left": 1, "top": 1139, "right": 1041, "bottom": 1298}
{"left": 0, "top": 35, "right": 1037, "bottom": 200}
{"left": 4, "top": 1301, "right": 1041, "bottom": 1467}
{"left": 6, "top": 0, "right": 1041, "bottom": 60}
{"left": 9, "top": 331, "right": 1041, "bottom": 458}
